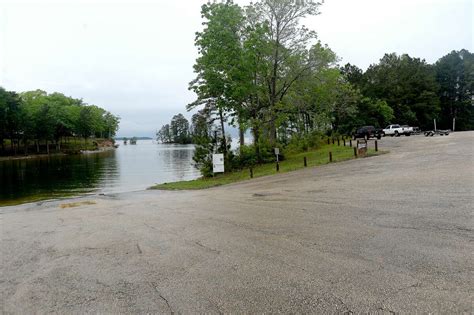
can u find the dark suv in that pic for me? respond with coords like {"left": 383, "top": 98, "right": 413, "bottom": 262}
{"left": 352, "top": 126, "right": 383, "bottom": 140}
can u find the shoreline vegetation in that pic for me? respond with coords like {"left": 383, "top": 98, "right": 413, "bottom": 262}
{"left": 150, "top": 143, "right": 382, "bottom": 191}
{"left": 0, "top": 88, "right": 120, "bottom": 158}
{"left": 0, "top": 138, "right": 117, "bottom": 161}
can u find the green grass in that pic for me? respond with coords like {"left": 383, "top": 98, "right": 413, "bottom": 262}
{"left": 150, "top": 144, "right": 382, "bottom": 191}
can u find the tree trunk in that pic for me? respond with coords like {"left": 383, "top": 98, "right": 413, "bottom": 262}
{"left": 268, "top": 32, "right": 280, "bottom": 146}
{"left": 239, "top": 124, "right": 245, "bottom": 151}
{"left": 252, "top": 125, "right": 260, "bottom": 163}
{"left": 218, "top": 108, "right": 227, "bottom": 158}
{"left": 24, "top": 138, "right": 28, "bottom": 156}
{"left": 46, "top": 141, "right": 50, "bottom": 155}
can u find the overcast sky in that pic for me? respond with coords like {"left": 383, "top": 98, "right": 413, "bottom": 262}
{"left": 0, "top": 0, "right": 472, "bottom": 137}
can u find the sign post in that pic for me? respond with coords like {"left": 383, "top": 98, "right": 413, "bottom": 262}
{"left": 212, "top": 154, "right": 224, "bottom": 174}
{"left": 357, "top": 140, "right": 367, "bottom": 157}
{"left": 274, "top": 147, "right": 280, "bottom": 162}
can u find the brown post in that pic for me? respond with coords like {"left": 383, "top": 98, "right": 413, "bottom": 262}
{"left": 276, "top": 162, "right": 279, "bottom": 172}
{"left": 250, "top": 167, "right": 253, "bottom": 178}
{"left": 353, "top": 147, "right": 357, "bottom": 157}
{"left": 349, "top": 139, "right": 352, "bottom": 147}
{"left": 329, "top": 151, "right": 333, "bottom": 162}
{"left": 304, "top": 156, "right": 307, "bottom": 167}
{"left": 343, "top": 139, "right": 346, "bottom": 146}
{"left": 337, "top": 138, "right": 340, "bottom": 146}
{"left": 375, "top": 140, "right": 378, "bottom": 152}
{"left": 327, "top": 138, "right": 330, "bottom": 145}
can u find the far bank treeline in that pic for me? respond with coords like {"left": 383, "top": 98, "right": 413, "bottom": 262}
{"left": 0, "top": 88, "right": 120, "bottom": 155}
{"left": 158, "top": 0, "right": 473, "bottom": 177}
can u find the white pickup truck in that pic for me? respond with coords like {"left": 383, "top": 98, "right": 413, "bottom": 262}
{"left": 383, "top": 124, "right": 413, "bottom": 136}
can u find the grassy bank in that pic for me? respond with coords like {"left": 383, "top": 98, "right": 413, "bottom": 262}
{"left": 150, "top": 144, "right": 381, "bottom": 190}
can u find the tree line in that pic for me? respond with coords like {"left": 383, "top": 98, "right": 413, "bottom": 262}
{"left": 160, "top": 0, "right": 472, "bottom": 176}
{"left": 0, "top": 88, "right": 120, "bottom": 155}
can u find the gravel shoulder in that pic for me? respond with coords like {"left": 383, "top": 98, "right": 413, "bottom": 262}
{"left": 1, "top": 132, "right": 473, "bottom": 313}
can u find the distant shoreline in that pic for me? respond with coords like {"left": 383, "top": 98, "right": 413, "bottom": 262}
{"left": 115, "top": 137, "right": 153, "bottom": 140}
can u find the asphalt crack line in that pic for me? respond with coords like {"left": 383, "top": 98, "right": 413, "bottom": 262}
{"left": 149, "top": 282, "right": 174, "bottom": 314}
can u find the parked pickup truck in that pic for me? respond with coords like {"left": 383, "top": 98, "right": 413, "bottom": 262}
{"left": 383, "top": 124, "right": 412, "bottom": 137}
{"left": 352, "top": 126, "right": 383, "bottom": 140}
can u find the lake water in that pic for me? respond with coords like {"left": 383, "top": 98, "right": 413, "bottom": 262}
{"left": 0, "top": 140, "right": 201, "bottom": 204}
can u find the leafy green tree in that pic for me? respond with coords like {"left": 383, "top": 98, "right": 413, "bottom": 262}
{"left": 103, "top": 112, "right": 120, "bottom": 138}
{"left": 362, "top": 53, "right": 440, "bottom": 129}
{"left": 189, "top": 0, "right": 245, "bottom": 157}
{"left": 0, "top": 87, "right": 22, "bottom": 153}
{"left": 435, "top": 49, "right": 474, "bottom": 130}
{"left": 191, "top": 110, "right": 214, "bottom": 176}
{"left": 245, "top": 0, "right": 322, "bottom": 144}
{"left": 76, "top": 106, "right": 95, "bottom": 141}
{"left": 170, "top": 113, "right": 191, "bottom": 144}
{"left": 156, "top": 124, "right": 172, "bottom": 143}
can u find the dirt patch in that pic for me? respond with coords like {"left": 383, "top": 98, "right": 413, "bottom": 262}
{"left": 59, "top": 201, "right": 97, "bottom": 208}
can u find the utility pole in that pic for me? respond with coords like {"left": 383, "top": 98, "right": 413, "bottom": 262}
{"left": 434, "top": 119, "right": 437, "bottom": 131}
{"left": 453, "top": 117, "right": 456, "bottom": 132}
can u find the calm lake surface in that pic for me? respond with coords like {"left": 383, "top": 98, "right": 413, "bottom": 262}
{"left": 0, "top": 140, "right": 201, "bottom": 204}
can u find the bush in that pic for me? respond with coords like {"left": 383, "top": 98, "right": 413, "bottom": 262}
{"left": 284, "top": 131, "right": 324, "bottom": 154}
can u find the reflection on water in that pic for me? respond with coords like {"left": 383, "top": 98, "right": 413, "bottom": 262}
{"left": 0, "top": 140, "right": 200, "bottom": 203}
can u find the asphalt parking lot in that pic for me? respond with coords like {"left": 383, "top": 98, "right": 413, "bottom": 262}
{"left": 1, "top": 131, "right": 473, "bottom": 313}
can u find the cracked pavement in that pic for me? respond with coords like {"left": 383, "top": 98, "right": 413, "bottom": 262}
{"left": 1, "top": 132, "right": 473, "bottom": 313}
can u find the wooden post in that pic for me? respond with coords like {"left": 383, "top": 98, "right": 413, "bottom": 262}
{"left": 353, "top": 147, "right": 357, "bottom": 157}
{"left": 250, "top": 167, "right": 253, "bottom": 178}
{"left": 343, "top": 139, "right": 346, "bottom": 146}
{"left": 375, "top": 140, "right": 378, "bottom": 152}
{"left": 329, "top": 151, "right": 333, "bottom": 162}
{"left": 337, "top": 138, "right": 340, "bottom": 146}
{"left": 276, "top": 162, "right": 279, "bottom": 172}
{"left": 349, "top": 139, "right": 352, "bottom": 147}
{"left": 304, "top": 156, "right": 307, "bottom": 167}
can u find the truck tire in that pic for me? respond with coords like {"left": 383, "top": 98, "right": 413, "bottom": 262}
{"left": 395, "top": 131, "right": 399, "bottom": 137}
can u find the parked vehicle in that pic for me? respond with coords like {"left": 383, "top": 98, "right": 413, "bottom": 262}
{"left": 352, "top": 126, "right": 383, "bottom": 140}
{"left": 401, "top": 125, "right": 414, "bottom": 134}
{"left": 382, "top": 124, "right": 412, "bottom": 137}
{"left": 424, "top": 129, "right": 450, "bottom": 136}
{"left": 412, "top": 127, "right": 421, "bottom": 135}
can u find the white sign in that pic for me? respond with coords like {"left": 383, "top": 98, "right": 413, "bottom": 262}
{"left": 357, "top": 142, "right": 367, "bottom": 149}
{"left": 274, "top": 147, "right": 279, "bottom": 155}
{"left": 212, "top": 154, "right": 224, "bottom": 173}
